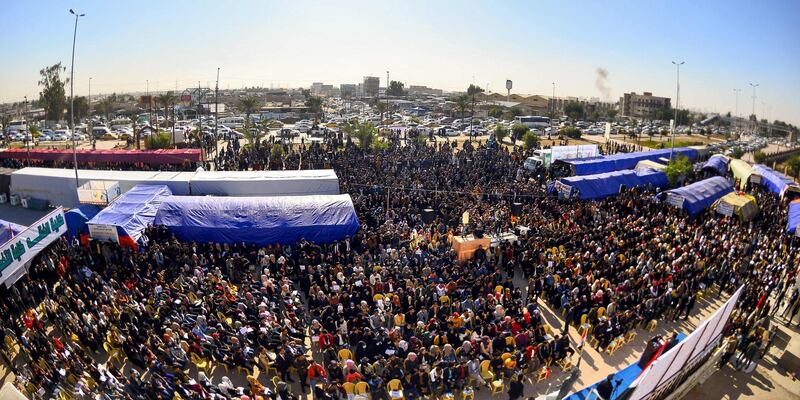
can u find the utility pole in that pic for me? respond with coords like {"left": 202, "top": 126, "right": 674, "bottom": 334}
{"left": 733, "top": 88, "right": 740, "bottom": 119}
{"left": 215, "top": 68, "right": 220, "bottom": 161}
{"left": 670, "top": 61, "right": 684, "bottom": 161}
{"left": 749, "top": 83, "right": 758, "bottom": 133}
{"left": 552, "top": 82, "right": 556, "bottom": 118}
{"left": 147, "top": 79, "right": 150, "bottom": 129}
{"left": 88, "top": 77, "right": 93, "bottom": 149}
{"left": 69, "top": 9, "right": 85, "bottom": 188}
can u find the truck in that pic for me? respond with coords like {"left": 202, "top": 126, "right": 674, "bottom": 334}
{"left": 523, "top": 144, "right": 599, "bottom": 170}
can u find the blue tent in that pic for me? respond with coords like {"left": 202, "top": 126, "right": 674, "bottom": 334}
{"left": 154, "top": 194, "right": 360, "bottom": 245}
{"left": 663, "top": 176, "right": 733, "bottom": 217}
{"left": 702, "top": 154, "right": 729, "bottom": 176}
{"left": 788, "top": 199, "right": 800, "bottom": 235}
{"left": 0, "top": 219, "right": 26, "bottom": 246}
{"left": 561, "top": 148, "right": 699, "bottom": 176}
{"left": 88, "top": 185, "right": 172, "bottom": 249}
{"left": 556, "top": 169, "right": 668, "bottom": 200}
{"left": 65, "top": 204, "right": 101, "bottom": 239}
{"left": 753, "top": 164, "right": 800, "bottom": 198}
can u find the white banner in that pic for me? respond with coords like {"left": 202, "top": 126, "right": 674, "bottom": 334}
{"left": 88, "top": 224, "right": 120, "bottom": 243}
{"left": 0, "top": 208, "right": 67, "bottom": 288}
{"left": 550, "top": 145, "right": 599, "bottom": 162}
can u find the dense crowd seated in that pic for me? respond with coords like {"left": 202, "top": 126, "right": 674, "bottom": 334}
{"left": 0, "top": 135, "right": 797, "bottom": 400}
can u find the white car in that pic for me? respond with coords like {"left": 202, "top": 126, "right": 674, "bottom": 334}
{"left": 52, "top": 130, "right": 71, "bottom": 141}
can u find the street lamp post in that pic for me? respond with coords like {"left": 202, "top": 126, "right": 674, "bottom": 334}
{"left": 89, "top": 77, "right": 94, "bottom": 149}
{"left": 552, "top": 82, "right": 556, "bottom": 118}
{"left": 69, "top": 9, "right": 85, "bottom": 188}
{"left": 670, "top": 61, "right": 684, "bottom": 161}
{"left": 749, "top": 83, "right": 758, "bottom": 133}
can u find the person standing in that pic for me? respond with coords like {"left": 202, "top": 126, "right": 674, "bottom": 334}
{"left": 506, "top": 374, "right": 524, "bottom": 400}
{"left": 736, "top": 340, "right": 759, "bottom": 371}
{"left": 718, "top": 334, "right": 738, "bottom": 369}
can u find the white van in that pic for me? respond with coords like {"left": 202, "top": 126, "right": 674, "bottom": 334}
{"left": 4, "top": 120, "right": 27, "bottom": 134}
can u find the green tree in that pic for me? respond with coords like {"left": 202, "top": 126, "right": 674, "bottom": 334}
{"left": 511, "top": 124, "right": 530, "bottom": 142}
{"left": 156, "top": 92, "right": 176, "bottom": 128}
{"left": 38, "top": 63, "right": 68, "bottom": 122}
{"left": 305, "top": 96, "right": 323, "bottom": 121}
{"left": 386, "top": 81, "right": 406, "bottom": 96}
{"left": 301, "top": 89, "right": 311, "bottom": 99}
{"left": 664, "top": 155, "right": 692, "bottom": 187}
{"left": 494, "top": 125, "right": 509, "bottom": 143}
{"left": 730, "top": 147, "right": 744, "bottom": 159}
{"left": 96, "top": 97, "right": 114, "bottom": 124}
{"left": 564, "top": 101, "right": 585, "bottom": 120}
{"left": 144, "top": 131, "right": 172, "bottom": 149}
{"left": 501, "top": 107, "right": 524, "bottom": 121}
{"left": 560, "top": 127, "right": 582, "bottom": 139}
{"left": 239, "top": 96, "right": 259, "bottom": 129}
{"left": 673, "top": 109, "right": 691, "bottom": 126}
{"left": 466, "top": 84, "right": 484, "bottom": 123}
{"left": 488, "top": 106, "right": 504, "bottom": 119}
{"left": 786, "top": 156, "right": 800, "bottom": 178}
{"left": 65, "top": 96, "right": 89, "bottom": 122}
{"left": 128, "top": 111, "right": 140, "bottom": 150}
{"left": 753, "top": 150, "right": 767, "bottom": 164}
{"left": 606, "top": 109, "right": 618, "bottom": 119}
{"left": 453, "top": 95, "right": 470, "bottom": 119}
{"left": 344, "top": 121, "right": 378, "bottom": 150}
{"left": 522, "top": 131, "right": 539, "bottom": 150}
{"left": 375, "top": 101, "right": 389, "bottom": 125}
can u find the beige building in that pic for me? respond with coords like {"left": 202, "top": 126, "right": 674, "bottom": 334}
{"left": 363, "top": 76, "right": 380, "bottom": 98}
{"left": 619, "top": 92, "right": 671, "bottom": 118}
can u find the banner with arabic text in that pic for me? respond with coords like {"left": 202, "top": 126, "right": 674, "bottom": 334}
{"left": 0, "top": 208, "right": 66, "bottom": 288}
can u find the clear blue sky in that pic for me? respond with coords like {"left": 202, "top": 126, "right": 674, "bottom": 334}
{"left": 1, "top": 0, "right": 798, "bottom": 124}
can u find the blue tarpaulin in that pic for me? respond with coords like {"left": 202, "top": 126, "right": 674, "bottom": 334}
{"left": 88, "top": 185, "right": 172, "bottom": 248}
{"left": 154, "top": 194, "right": 360, "bottom": 245}
{"left": 788, "top": 199, "right": 800, "bottom": 235}
{"left": 0, "top": 219, "right": 26, "bottom": 246}
{"left": 702, "top": 154, "right": 729, "bottom": 176}
{"left": 557, "top": 169, "right": 668, "bottom": 200}
{"left": 753, "top": 164, "right": 800, "bottom": 198}
{"left": 663, "top": 176, "right": 733, "bottom": 217}
{"left": 561, "top": 148, "right": 699, "bottom": 176}
{"left": 65, "top": 204, "right": 101, "bottom": 239}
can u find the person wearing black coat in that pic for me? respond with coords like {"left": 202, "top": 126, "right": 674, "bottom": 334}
{"left": 507, "top": 375, "right": 524, "bottom": 400}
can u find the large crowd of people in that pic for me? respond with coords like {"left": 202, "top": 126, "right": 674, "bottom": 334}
{"left": 0, "top": 134, "right": 797, "bottom": 400}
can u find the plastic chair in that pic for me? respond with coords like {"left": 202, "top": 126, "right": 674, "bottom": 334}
{"left": 624, "top": 331, "right": 637, "bottom": 344}
{"left": 461, "top": 387, "right": 475, "bottom": 400}
{"left": 535, "top": 367, "right": 550, "bottom": 383}
{"left": 501, "top": 352, "right": 512, "bottom": 361}
{"left": 597, "top": 307, "right": 606, "bottom": 319}
{"left": 343, "top": 382, "right": 356, "bottom": 399}
{"left": 355, "top": 381, "right": 371, "bottom": 398}
{"left": 505, "top": 336, "right": 515, "bottom": 347}
{"left": 580, "top": 314, "right": 588, "bottom": 326}
{"left": 387, "top": 378, "right": 404, "bottom": 400}
{"left": 479, "top": 360, "right": 494, "bottom": 381}
{"left": 556, "top": 357, "right": 573, "bottom": 372}
{"left": 190, "top": 353, "right": 211, "bottom": 374}
{"left": 272, "top": 376, "right": 282, "bottom": 390}
{"left": 646, "top": 320, "right": 657, "bottom": 332}
{"left": 338, "top": 348, "right": 354, "bottom": 361}
{"left": 489, "top": 378, "right": 504, "bottom": 396}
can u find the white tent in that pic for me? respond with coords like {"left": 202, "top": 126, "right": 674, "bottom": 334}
{"left": 190, "top": 169, "right": 340, "bottom": 196}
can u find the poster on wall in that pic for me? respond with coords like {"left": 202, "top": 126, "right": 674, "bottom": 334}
{"left": 88, "top": 224, "right": 120, "bottom": 243}
{"left": 0, "top": 208, "right": 67, "bottom": 287}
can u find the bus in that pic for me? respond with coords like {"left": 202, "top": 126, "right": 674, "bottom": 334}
{"left": 514, "top": 116, "right": 551, "bottom": 129}
{"left": 219, "top": 116, "right": 245, "bottom": 129}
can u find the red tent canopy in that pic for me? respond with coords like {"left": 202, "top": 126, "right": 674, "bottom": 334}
{"left": 0, "top": 148, "right": 203, "bottom": 164}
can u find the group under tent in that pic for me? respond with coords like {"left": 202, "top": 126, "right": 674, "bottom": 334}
{"left": 713, "top": 192, "right": 759, "bottom": 221}
{"left": 660, "top": 176, "right": 734, "bottom": 217}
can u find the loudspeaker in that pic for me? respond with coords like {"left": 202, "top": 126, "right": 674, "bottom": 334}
{"left": 422, "top": 208, "right": 435, "bottom": 224}
{"left": 511, "top": 202, "right": 523, "bottom": 217}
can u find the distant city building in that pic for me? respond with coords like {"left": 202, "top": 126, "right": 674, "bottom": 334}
{"left": 408, "top": 85, "right": 443, "bottom": 96}
{"left": 363, "top": 76, "right": 380, "bottom": 97}
{"left": 619, "top": 92, "right": 671, "bottom": 118}
{"left": 311, "top": 82, "right": 323, "bottom": 95}
{"left": 340, "top": 84, "right": 357, "bottom": 99}
{"left": 550, "top": 97, "right": 617, "bottom": 116}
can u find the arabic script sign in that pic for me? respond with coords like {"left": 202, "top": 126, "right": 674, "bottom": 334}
{"left": 0, "top": 207, "right": 67, "bottom": 288}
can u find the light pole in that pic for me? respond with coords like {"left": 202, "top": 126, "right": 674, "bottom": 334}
{"left": 88, "top": 77, "right": 93, "bottom": 149}
{"left": 69, "top": 9, "right": 85, "bottom": 188}
{"left": 552, "top": 82, "right": 556, "bottom": 118}
{"left": 733, "top": 88, "right": 740, "bottom": 120}
{"left": 670, "top": 61, "right": 684, "bottom": 160}
{"left": 749, "top": 83, "right": 758, "bottom": 133}
{"left": 215, "top": 67, "right": 220, "bottom": 160}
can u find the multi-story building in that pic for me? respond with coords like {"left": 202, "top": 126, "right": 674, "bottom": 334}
{"left": 311, "top": 82, "right": 323, "bottom": 95}
{"left": 340, "top": 84, "right": 357, "bottom": 99}
{"left": 549, "top": 97, "right": 617, "bottom": 116}
{"left": 408, "top": 85, "right": 444, "bottom": 96}
{"left": 619, "top": 92, "right": 671, "bottom": 118}
{"left": 363, "top": 76, "right": 380, "bottom": 98}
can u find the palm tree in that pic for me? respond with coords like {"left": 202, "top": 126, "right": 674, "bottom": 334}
{"left": 375, "top": 102, "right": 389, "bottom": 124}
{"left": 453, "top": 95, "right": 470, "bottom": 120}
{"left": 239, "top": 96, "right": 259, "bottom": 129}
{"left": 97, "top": 97, "right": 113, "bottom": 125}
{"left": 128, "top": 111, "right": 140, "bottom": 149}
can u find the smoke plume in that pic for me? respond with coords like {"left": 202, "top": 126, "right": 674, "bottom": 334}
{"left": 595, "top": 68, "right": 611, "bottom": 100}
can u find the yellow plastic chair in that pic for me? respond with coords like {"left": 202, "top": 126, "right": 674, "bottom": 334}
{"left": 597, "top": 307, "right": 606, "bottom": 319}
{"left": 501, "top": 352, "right": 512, "bottom": 361}
{"left": 190, "top": 353, "right": 211, "bottom": 374}
{"left": 624, "top": 331, "right": 637, "bottom": 344}
{"left": 489, "top": 377, "right": 504, "bottom": 395}
{"left": 338, "top": 348, "right": 354, "bottom": 361}
{"left": 461, "top": 387, "right": 475, "bottom": 400}
{"left": 479, "top": 360, "right": 494, "bottom": 381}
{"left": 646, "top": 320, "right": 657, "bottom": 332}
{"left": 343, "top": 382, "right": 356, "bottom": 399}
{"left": 387, "top": 378, "right": 404, "bottom": 400}
{"left": 505, "top": 336, "right": 515, "bottom": 347}
{"left": 355, "top": 381, "right": 371, "bottom": 398}
{"left": 556, "top": 357, "right": 573, "bottom": 372}
{"left": 535, "top": 367, "right": 550, "bottom": 383}
{"left": 580, "top": 314, "right": 588, "bottom": 326}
